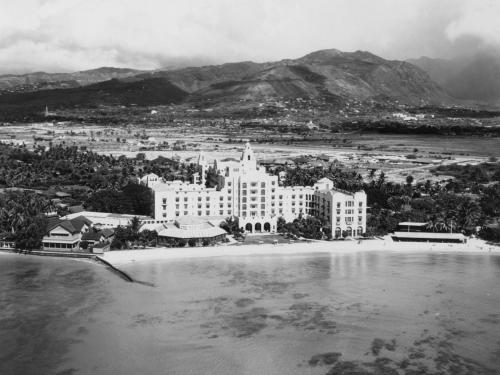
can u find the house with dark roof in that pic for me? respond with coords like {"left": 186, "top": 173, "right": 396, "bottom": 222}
{"left": 42, "top": 216, "right": 92, "bottom": 252}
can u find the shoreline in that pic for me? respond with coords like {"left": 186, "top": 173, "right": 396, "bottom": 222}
{"left": 2, "top": 237, "right": 498, "bottom": 268}
{"left": 101, "top": 237, "right": 500, "bottom": 266}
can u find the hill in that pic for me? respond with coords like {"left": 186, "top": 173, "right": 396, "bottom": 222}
{"left": 408, "top": 52, "right": 500, "bottom": 103}
{"left": 0, "top": 48, "right": 453, "bottom": 115}
{"left": 148, "top": 49, "right": 451, "bottom": 106}
{"left": 0, "top": 67, "right": 144, "bottom": 93}
{"left": 0, "top": 78, "right": 188, "bottom": 118}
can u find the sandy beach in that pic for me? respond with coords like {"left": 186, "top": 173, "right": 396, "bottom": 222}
{"left": 102, "top": 236, "right": 500, "bottom": 266}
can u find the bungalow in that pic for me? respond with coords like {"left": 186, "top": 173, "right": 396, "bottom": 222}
{"left": 157, "top": 216, "right": 227, "bottom": 247}
{"left": 42, "top": 216, "right": 92, "bottom": 251}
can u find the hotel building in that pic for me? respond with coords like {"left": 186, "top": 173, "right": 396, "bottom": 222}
{"left": 143, "top": 143, "right": 367, "bottom": 237}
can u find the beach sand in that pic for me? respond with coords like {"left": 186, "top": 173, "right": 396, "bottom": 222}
{"left": 102, "top": 236, "right": 500, "bottom": 266}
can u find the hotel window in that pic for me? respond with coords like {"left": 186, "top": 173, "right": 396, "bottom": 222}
{"left": 176, "top": 204, "right": 179, "bottom": 209}
{"left": 261, "top": 211, "right": 265, "bottom": 216}
{"left": 251, "top": 182, "right": 257, "bottom": 187}
{"left": 337, "top": 202, "right": 341, "bottom": 208}
{"left": 251, "top": 189, "right": 257, "bottom": 194}
{"left": 228, "top": 190, "right": 231, "bottom": 194}
{"left": 227, "top": 195, "right": 231, "bottom": 200}
{"left": 206, "top": 210, "right": 210, "bottom": 215}
{"left": 228, "top": 203, "right": 232, "bottom": 208}
{"left": 292, "top": 202, "right": 295, "bottom": 206}
{"left": 162, "top": 198, "right": 167, "bottom": 204}
{"left": 261, "top": 182, "right": 265, "bottom": 188}
{"left": 243, "top": 183, "right": 247, "bottom": 188}
{"left": 219, "top": 204, "right": 223, "bottom": 208}
{"left": 261, "top": 189, "right": 265, "bottom": 195}
{"left": 272, "top": 181, "right": 275, "bottom": 185}
{"left": 243, "top": 204, "right": 247, "bottom": 210}
{"left": 206, "top": 204, "right": 210, "bottom": 208}
{"left": 358, "top": 209, "right": 362, "bottom": 214}
{"left": 271, "top": 195, "right": 275, "bottom": 200}
{"left": 358, "top": 216, "right": 362, "bottom": 222}
{"left": 184, "top": 197, "right": 188, "bottom": 202}
{"left": 220, "top": 210, "right": 223, "bottom": 215}
{"left": 206, "top": 197, "right": 210, "bottom": 201}
{"left": 336, "top": 217, "right": 340, "bottom": 223}
{"left": 184, "top": 211, "right": 188, "bottom": 215}
{"left": 162, "top": 213, "right": 166, "bottom": 218}
{"left": 162, "top": 205, "right": 166, "bottom": 210}
{"left": 227, "top": 210, "right": 231, "bottom": 214}
{"left": 271, "top": 202, "right": 275, "bottom": 206}
{"left": 198, "top": 211, "right": 202, "bottom": 216}
{"left": 271, "top": 209, "right": 275, "bottom": 214}
{"left": 279, "top": 195, "right": 283, "bottom": 199}
{"left": 292, "top": 195, "right": 295, "bottom": 199}
{"left": 261, "top": 204, "right": 265, "bottom": 209}
{"left": 299, "top": 201, "right": 303, "bottom": 206}
{"left": 198, "top": 204, "right": 202, "bottom": 208}
{"left": 271, "top": 188, "right": 275, "bottom": 193}
{"left": 359, "top": 202, "right": 363, "bottom": 207}
{"left": 174, "top": 211, "right": 178, "bottom": 217}
{"left": 279, "top": 202, "right": 283, "bottom": 206}
{"left": 184, "top": 204, "right": 188, "bottom": 209}
{"left": 198, "top": 197, "right": 202, "bottom": 201}
{"left": 242, "top": 190, "right": 247, "bottom": 196}
{"left": 228, "top": 182, "right": 232, "bottom": 186}
{"left": 261, "top": 197, "right": 265, "bottom": 202}
{"left": 176, "top": 197, "right": 179, "bottom": 202}
{"left": 292, "top": 208, "right": 295, "bottom": 213}
{"left": 220, "top": 196, "right": 223, "bottom": 200}
{"left": 299, "top": 195, "right": 303, "bottom": 199}
{"left": 279, "top": 209, "right": 283, "bottom": 214}
{"left": 242, "top": 197, "right": 247, "bottom": 203}
{"left": 251, "top": 197, "right": 257, "bottom": 202}
{"left": 251, "top": 211, "right": 257, "bottom": 217}
{"left": 337, "top": 209, "right": 340, "bottom": 215}
{"left": 251, "top": 204, "right": 257, "bottom": 209}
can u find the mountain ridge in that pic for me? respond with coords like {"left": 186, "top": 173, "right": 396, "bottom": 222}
{"left": 0, "top": 48, "right": 454, "bottom": 111}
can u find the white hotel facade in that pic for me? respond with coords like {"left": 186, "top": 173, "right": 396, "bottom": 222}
{"left": 143, "top": 143, "right": 367, "bottom": 237}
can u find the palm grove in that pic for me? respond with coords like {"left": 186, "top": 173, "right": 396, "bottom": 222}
{"left": 1, "top": 142, "right": 499, "bottom": 250}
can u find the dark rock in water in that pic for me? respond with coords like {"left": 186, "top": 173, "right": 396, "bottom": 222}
{"left": 326, "top": 361, "right": 366, "bottom": 375}
{"left": 371, "top": 338, "right": 385, "bottom": 356}
{"left": 384, "top": 339, "right": 396, "bottom": 351}
{"left": 234, "top": 298, "right": 254, "bottom": 308}
{"left": 308, "top": 352, "right": 342, "bottom": 366}
{"left": 228, "top": 307, "right": 268, "bottom": 337}
{"left": 293, "top": 293, "right": 309, "bottom": 299}
{"left": 371, "top": 338, "right": 396, "bottom": 356}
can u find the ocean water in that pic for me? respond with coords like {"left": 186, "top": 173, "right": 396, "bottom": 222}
{"left": 1, "top": 251, "right": 500, "bottom": 375}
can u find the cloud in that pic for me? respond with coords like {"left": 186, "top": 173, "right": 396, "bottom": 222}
{"left": 0, "top": 0, "right": 497, "bottom": 73}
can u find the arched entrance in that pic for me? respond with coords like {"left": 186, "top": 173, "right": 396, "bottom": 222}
{"left": 245, "top": 223, "right": 253, "bottom": 233}
{"left": 335, "top": 227, "right": 341, "bottom": 238}
{"left": 357, "top": 226, "right": 363, "bottom": 236}
{"left": 264, "top": 222, "right": 271, "bottom": 232}
{"left": 346, "top": 227, "right": 352, "bottom": 237}
{"left": 255, "top": 222, "right": 262, "bottom": 232}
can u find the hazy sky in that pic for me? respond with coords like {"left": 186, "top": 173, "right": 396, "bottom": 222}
{"left": 0, "top": 0, "right": 499, "bottom": 73}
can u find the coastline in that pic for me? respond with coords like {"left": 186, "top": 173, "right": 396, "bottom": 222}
{"left": 101, "top": 237, "right": 500, "bottom": 266}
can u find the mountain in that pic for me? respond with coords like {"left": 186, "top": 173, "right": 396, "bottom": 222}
{"left": 0, "top": 67, "right": 144, "bottom": 92}
{"left": 408, "top": 52, "right": 500, "bottom": 103}
{"left": 143, "top": 49, "right": 451, "bottom": 106}
{"left": 0, "top": 48, "right": 453, "bottom": 113}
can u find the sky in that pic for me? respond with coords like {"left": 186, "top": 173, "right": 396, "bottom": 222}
{"left": 0, "top": 0, "right": 499, "bottom": 74}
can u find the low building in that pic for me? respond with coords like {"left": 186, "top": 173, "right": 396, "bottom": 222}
{"left": 391, "top": 222, "right": 466, "bottom": 243}
{"left": 63, "top": 211, "right": 154, "bottom": 229}
{"left": 157, "top": 216, "right": 227, "bottom": 247}
{"left": 42, "top": 216, "right": 92, "bottom": 251}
